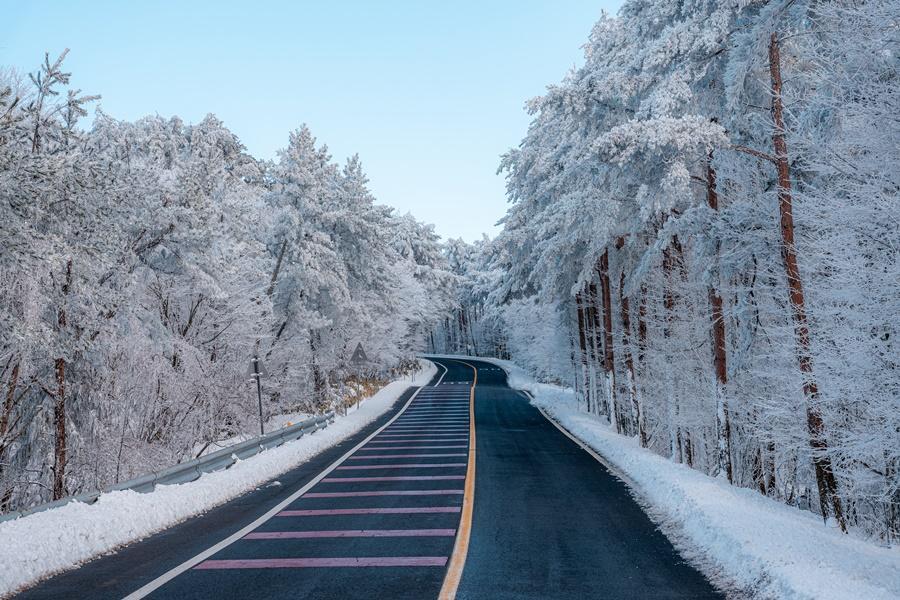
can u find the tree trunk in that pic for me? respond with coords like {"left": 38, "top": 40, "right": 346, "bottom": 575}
{"left": 575, "top": 291, "right": 591, "bottom": 413}
{"left": 0, "top": 361, "right": 19, "bottom": 441}
{"left": 706, "top": 154, "right": 733, "bottom": 483}
{"left": 615, "top": 240, "right": 644, "bottom": 446}
{"left": 266, "top": 239, "right": 288, "bottom": 297}
{"left": 586, "top": 282, "right": 603, "bottom": 415}
{"left": 662, "top": 244, "right": 683, "bottom": 461}
{"left": 769, "top": 32, "right": 845, "bottom": 532}
{"left": 597, "top": 250, "right": 619, "bottom": 433}
{"left": 52, "top": 259, "right": 73, "bottom": 500}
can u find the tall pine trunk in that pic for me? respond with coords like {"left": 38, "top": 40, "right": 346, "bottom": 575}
{"left": 597, "top": 250, "right": 619, "bottom": 432}
{"left": 768, "top": 32, "right": 845, "bottom": 531}
{"left": 706, "top": 154, "right": 733, "bottom": 483}
{"left": 616, "top": 239, "right": 644, "bottom": 445}
{"left": 662, "top": 243, "right": 682, "bottom": 462}
{"left": 575, "top": 290, "right": 592, "bottom": 413}
{"left": 586, "top": 281, "right": 603, "bottom": 415}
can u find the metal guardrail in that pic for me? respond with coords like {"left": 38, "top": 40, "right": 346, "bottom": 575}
{"left": 0, "top": 411, "right": 335, "bottom": 524}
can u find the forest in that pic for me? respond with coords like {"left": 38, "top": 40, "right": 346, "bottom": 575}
{"left": 2, "top": 0, "right": 898, "bottom": 548}
{"left": 0, "top": 51, "right": 456, "bottom": 513}
{"left": 433, "top": 0, "right": 900, "bottom": 541}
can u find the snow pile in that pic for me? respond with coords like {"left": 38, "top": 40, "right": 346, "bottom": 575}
{"left": 0, "top": 359, "right": 436, "bottom": 597}
{"left": 485, "top": 358, "right": 900, "bottom": 600}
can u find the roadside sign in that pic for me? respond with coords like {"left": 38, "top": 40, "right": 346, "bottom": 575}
{"left": 350, "top": 342, "right": 368, "bottom": 366}
{"left": 247, "top": 357, "right": 268, "bottom": 378}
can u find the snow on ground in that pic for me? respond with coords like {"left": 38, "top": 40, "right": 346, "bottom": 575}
{"left": 0, "top": 359, "right": 436, "bottom": 597}
{"left": 481, "top": 357, "right": 900, "bottom": 600}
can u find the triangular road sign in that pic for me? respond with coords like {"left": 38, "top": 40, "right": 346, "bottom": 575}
{"left": 350, "top": 342, "right": 368, "bottom": 365}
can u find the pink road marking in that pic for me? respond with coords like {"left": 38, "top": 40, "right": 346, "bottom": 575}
{"left": 336, "top": 463, "right": 466, "bottom": 469}
{"left": 277, "top": 506, "right": 461, "bottom": 516}
{"left": 389, "top": 419, "right": 467, "bottom": 422}
{"left": 391, "top": 419, "right": 467, "bottom": 422}
{"left": 372, "top": 435, "right": 467, "bottom": 438}
{"left": 375, "top": 432, "right": 469, "bottom": 439}
{"left": 195, "top": 557, "right": 448, "bottom": 569}
{"left": 384, "top": 432, "right": 468, "bottom": 436}
{"left": 369, "top": 431, "right": 469, "bottom": 444}
{"left": 412, "top": 401, "right": 468, "bottom": 404}
{"left": 409, "top": 402, "right": 469, "bottom": 405}
{"left": 302, "top": 490, "right": 463, "bottom": 498}
{"left": 389, "top": 423, "right": 468, "bottom": 426}
{"left": 383, "top": 433, "right": 468, "bottom": 436}
{"left": 376, "top": 433, "right": 467, "bottom": 437}
{"left": 402, "top": 413, "right": 469, "bottom": 416}
{"left": 321, "top": 475, "right": 466, "bottom": 482}
{"left": 388, "top": 427, "right": 468, "bottom": 431}
{"left": 398, "top": 418, "right": 468, "bottom": 421}
{"left": 357, "top": 445, "right": 467, "bottom": 450}
{"left": 367, "top": 438, "right": 467, "bottom": 442}
{"left": 388, "top": 424, "right": 468, "bottom": 427}
{"left": 347, "top": 454, "right": 466, "bottom": 459}
{"left": 244, "top": 529, "right": 456, "bottom": 540}
{"left": 386, "top": 427, "right": 468, "bottom": 431}
{"left": 394, "top": 419, "right": 469, "bottom": 427}
{"left": 404, "top": 409, "right": 468, "bottom": 413}
{"left": 303, "top": 489, "right": 463, "bottom": 498}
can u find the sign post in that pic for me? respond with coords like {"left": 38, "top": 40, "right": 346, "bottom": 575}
{"left": 247, "top": 355, "right": 268, "bottom": 435}
{"left": 350, "top": 343, "right": 369, "bottom": 410}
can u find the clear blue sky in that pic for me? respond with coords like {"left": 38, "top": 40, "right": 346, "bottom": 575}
{"left": 2, "top": 0, "right": 623, "bottom": 241}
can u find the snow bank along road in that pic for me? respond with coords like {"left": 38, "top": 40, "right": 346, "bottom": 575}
{"left": 16, "top": 358, "right": 720, "bottom": 599}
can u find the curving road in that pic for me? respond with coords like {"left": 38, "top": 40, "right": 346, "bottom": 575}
{"left": 18, "top": 357, "right": 720, "bottom": 599}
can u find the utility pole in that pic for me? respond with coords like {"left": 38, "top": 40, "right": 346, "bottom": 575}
{"left": 249, "top": 355, "right": 266, "bottom": 435}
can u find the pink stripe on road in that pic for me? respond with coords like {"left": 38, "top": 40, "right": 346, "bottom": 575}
{"left": 397, "top": 415, "right": 469, "bottom": 418}
{"left": 302, "top": 490, "right": 463, "bottom": 498}
{"left": 347, "top": 454, "right": 466, "bottom": 459}
{"left": 369, "top": 440, "right": 468, "bottom": 444}
{"left": 378, "top": 432, "right": 468, "bottom": 435}
{"left": 357, "top": 445, "right": 467, "bottom": 450}
{"left": 369, "top": 433, "right": 469, "bottom": 444}
{"left": 376, "top": 434, "right": 467, "bottom": 438}
{"left": 395, "top": 421, "right": 468, "bottom": 424}
{"left": 367, "top": 432, "right": 469, "bottom": 445}
{"left": 195, "top": 557, "right": 448, "bottom": 569}
{"left": 386, "top": 428, "right": 468, "bottom": 432}
{"left": 278, "top": 507, "right": 461, "bottom": 516}
{"left": 322, "top": 475, "right": 466, "bottom": 482}
{"left": 390, "top": 421, "right": 468, "bottom": 429}
{"left": 244, "top": 529, "right": 456, "bottom": 540}
{"left": 394, "top": 419, "right": 469, "bottom": 427}
{"left": 336, "top": 463, "right": 466, "bottom": 470}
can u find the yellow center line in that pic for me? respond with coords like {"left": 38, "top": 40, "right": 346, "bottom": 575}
{"left": 439, "top": 360, "right": 477, "bottom": 600}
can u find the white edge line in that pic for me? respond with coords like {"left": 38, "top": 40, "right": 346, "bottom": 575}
{"left": 124, "top": 361, "right": 445, "bottom": 599}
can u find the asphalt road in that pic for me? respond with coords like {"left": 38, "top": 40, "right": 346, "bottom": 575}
{"left": 454, "top": 358, "right": 720, "bottom": 599}
{"left": 17, "top": 357, "right": 720, "bottom": 599}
